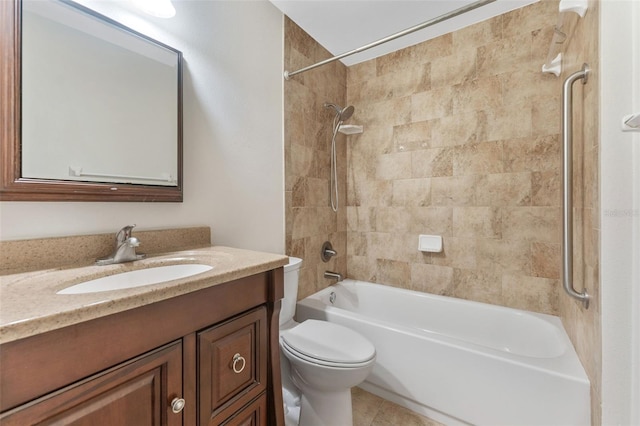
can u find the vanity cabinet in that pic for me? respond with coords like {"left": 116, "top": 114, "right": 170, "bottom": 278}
{"left": 0, "top": 269, "right": 284, "bottom": 426}
{"left": 0, "top": 341, "right": 184, "bottom": 425}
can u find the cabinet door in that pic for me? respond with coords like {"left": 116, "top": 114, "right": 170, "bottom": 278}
{"left": 198, "top": 307, "right": 267, "bottom": 425}
{"left": 0, "top": 341, "right": 183, "bottom": 426}
{"left": 221, "top": 395, "right": 267, "bottom": 426}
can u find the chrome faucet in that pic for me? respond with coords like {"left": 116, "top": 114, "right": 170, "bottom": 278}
{"left": 324, "top": 271, "right": 343, "bottom": 281}
{"left": 96, "top": 225, "right": 146, "bottom": 265}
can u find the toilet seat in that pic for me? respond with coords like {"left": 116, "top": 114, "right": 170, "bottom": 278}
{"left": 281, "top": 340, "right": 374, "bottom": 368}
{"left": 280, "top": 320, "right": 375, "bottom": 368}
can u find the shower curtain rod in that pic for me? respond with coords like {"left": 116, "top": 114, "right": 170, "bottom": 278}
{"left": 283, "top": 0, "right": 496, "bottom": 80}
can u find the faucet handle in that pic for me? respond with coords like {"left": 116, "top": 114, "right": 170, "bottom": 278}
{"left": 126, "top": 237, "right": 141, "bottom": 247}
{"left": 116, "top": 224, "right": 136, "bottom": 243}
{"left": 321, "top": 241, "right": 337, "bottom": 262}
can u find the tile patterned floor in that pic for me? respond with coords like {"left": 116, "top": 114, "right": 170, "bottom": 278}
{"left": 352, "top": 388, "right": 445, "bottom": 426}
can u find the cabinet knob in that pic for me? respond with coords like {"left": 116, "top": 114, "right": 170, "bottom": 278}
{"left": 171, "top": 397, "right": 185, "bottom": 414}
{"left": 232, "top": 353, "right": 246, "bottom": 374}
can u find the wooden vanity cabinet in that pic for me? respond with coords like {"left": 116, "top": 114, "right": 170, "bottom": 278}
{"left": 0, "top": 341, "right": 184, "bottom": 426}
{"left": 0, "top": 268, "right": 285, "bottom": 426}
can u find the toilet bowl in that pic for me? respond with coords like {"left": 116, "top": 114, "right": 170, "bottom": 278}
{"left": 280, "top": 257, "right": 376, "bottom": 426}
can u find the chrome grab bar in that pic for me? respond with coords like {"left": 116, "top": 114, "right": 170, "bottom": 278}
{"left": 562, "top": 63, "right": 590, "bottom": 309}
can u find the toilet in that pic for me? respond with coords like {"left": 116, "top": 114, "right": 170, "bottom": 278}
{"left": 280, "top": 257, "right": 376, "bottom": 426}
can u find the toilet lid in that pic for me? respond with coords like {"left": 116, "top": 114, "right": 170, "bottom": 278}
{"left": 281, "top": 320, "right": 375, "bottom": 364}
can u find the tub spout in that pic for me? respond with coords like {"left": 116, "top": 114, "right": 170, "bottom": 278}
{"left": 324, "top": 271, "right": 343, "bottom": 281}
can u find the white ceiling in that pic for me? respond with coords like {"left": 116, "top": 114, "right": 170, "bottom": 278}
{"left": 270, "top": 0, "right": 538, "bottom": 67}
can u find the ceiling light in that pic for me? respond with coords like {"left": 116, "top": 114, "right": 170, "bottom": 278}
{"left": 133, "top": 0, "right": 176, "bottom": 18}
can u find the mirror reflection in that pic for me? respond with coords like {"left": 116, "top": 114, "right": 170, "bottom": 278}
{"left": 21, "top": 0, "right": 181, "bottom": 187}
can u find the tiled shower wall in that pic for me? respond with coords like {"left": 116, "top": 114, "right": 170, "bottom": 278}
{"left": 284, "top": 1, "right": 601, "bottom": 423}
{"left": 345, "top": 0, "right": 563, "bottom": 315}
{"left": 284, "top": 18, "right": 348, "bottom": 298}
{"left": 558, "top": 0, "right": 601, "bottom": 423}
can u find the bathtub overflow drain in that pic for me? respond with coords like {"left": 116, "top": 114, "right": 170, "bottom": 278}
{"left": 329, "top": 291, "right": 336, "bottom": 304}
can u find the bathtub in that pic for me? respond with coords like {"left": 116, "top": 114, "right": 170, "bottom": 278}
{"left": 295, "top": 279, "right": 590, "bottom": 426}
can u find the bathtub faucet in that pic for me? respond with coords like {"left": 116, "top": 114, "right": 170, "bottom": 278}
{"left": 324, "top": 271, "right": 343, "bottom": 282}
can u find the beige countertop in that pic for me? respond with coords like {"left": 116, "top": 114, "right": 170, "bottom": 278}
{"left": 0, "top": 246, "right": 288, "bottom": 345}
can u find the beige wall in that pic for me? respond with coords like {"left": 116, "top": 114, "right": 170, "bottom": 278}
{"left": 284, "top": 2, "right": 601, "bottom": 423}
{"left": 558, "top": 0, "right": 601, "bottom": 423}
{"left": 284, "top": 18, "right": 348, "bottom": 298}
{"left": 2, "top": 1, "right": 285, "bottom": 255}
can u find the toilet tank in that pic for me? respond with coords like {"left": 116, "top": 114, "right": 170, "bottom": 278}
{"left": 280, "top": 257, "right": 303, "bottom": 326}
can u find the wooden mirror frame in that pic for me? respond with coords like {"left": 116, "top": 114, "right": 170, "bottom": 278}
{"left": 0, "top": 0, "right": 183, "bottom": 202}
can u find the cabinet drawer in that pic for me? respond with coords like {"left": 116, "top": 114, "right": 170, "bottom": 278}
{"left": 221, "top": 395, "right": 267, "bottom": 426}
{"left": 198, "top": 307, "right": 267, "bottom": 425}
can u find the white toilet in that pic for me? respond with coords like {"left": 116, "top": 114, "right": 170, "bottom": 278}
{"left": 280, "top": 257, "right": 376, "bottom": 426}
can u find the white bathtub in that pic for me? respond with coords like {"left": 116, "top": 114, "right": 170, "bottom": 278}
{"left": 295, "top": 279, "right": 590, "bottom": 426}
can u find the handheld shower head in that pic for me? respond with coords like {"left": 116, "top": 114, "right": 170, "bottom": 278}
{"left": 339, "top": 105, "right": 354, "bottom": 121}
{"left": 324, "top": 102, "right": 354, "bottom": 121}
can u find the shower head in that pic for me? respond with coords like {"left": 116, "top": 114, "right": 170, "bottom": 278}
{"left": 324, "top": 102, "right": 354, "bottom": 121}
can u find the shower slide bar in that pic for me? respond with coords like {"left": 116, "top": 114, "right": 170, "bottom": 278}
{"left": 283, "top": 0, "right": 496, "bottom": 80}
{"left": 562, "top": 63, "right": 590, "bottom": 309}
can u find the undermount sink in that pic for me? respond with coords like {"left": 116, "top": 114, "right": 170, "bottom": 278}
{"left": 57, "top": 264, "right": 214, "bottom": 295}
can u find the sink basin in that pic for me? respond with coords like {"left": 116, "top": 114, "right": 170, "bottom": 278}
{"left": 57, "top": 264, "right": 214, "bottom": 295}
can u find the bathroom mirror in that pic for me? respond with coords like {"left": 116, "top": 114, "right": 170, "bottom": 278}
{"left": 0, "top": 0, "right": 183, "bottom": 201}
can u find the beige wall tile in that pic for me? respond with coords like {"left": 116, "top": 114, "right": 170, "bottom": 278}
{"left": 531, "top": 241, "right": 561, "bottom": 279}
{"left": 376, "top": 258, "right": 411, "bottom": 288}
{"left": 452, "top": 15, "right": 502, "bottom": 50}
{"left": 532, "top": 96, "right": 562, "bottom": 136}
{"left": 430, "top": 51, "right": 476, "bottom": 88}
{"left": 393, "top": 121, "right": 432, "bottom": 151}
{"left": 453, "top": 141, "right": 504, "bottom": 176}
{"left": 502, "top": 274, "right": 559, "bottom": 315}
{"left": 452, "top": 76, "right": 503, "bottom": 114}
{"left": 476, "top": 238, "right": 531, "bottom": 276}
{"left": 485, "top": 102, "right": 533, "bottom": 141}
{"left": 475, "top": 172, "right": 532, "bottom": 207}
{"left": 453, "top": 268, "right": 503, "bottom": 305}
{"left": 501, "top": 0, "right": 558, "bottom": 38}
{"left": 347, "top": 255, "right": 377, "bottom": 282}
{"left": 411, "top": 148, "right": 454, "bottom": 178}
{"left": 347, "top": 61, "right": 376, "bottom": 87}
{"left": 368, "top": 232, "right": 419, "bottom": 264}
{"left": 477, "top": 33, "right": 533, "bottom": 78}
{"left": 411, "top": 87, "right": 454, "bottom": 121}
{"left": 376, "top": 152, "right": 413, "bottom": 180}
{"left": 453, "top": 207, "right": 502, "bottom": 239}
{"left": 410, "top": 33, "right": 453, "bottom": 64}
{"left": 431, "top": 237, "right": 477, "bottom": 270}
{"left": 410, "top": 263, "right": 455, "bottom": 295}
{"left": 359, "top": 97, "right": 412, "bottom": 127}
{"left": 501, "top": 70, "right": 559, "bottom": 106}
{"left": 392, "top": 178, "right": 431, "bottom": 207}
{"left": 430, "top": 111, "right": 488, "bottom": 147}
{"left": 531, "top": 170, "right": 561, "bottom": 206}
{"left": 503, "top": 134, "right": 561, "bottom": 172}
{"left": 502, "top": 206, "right": 561, "bottom": 243}
{"left": 407, "top": 207, "right": 453, "bottom": 236}
{"left": 347, "top": 206, "right": 377, "bottom": 232}
{"left": 375, "top": 207, "right": 413, "bottom": 234}
{"left": 350, "top": 180, "right": 393, "bottom": 207}
{"left": 431, "top": 175, "right": 478, "bottom": 206}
